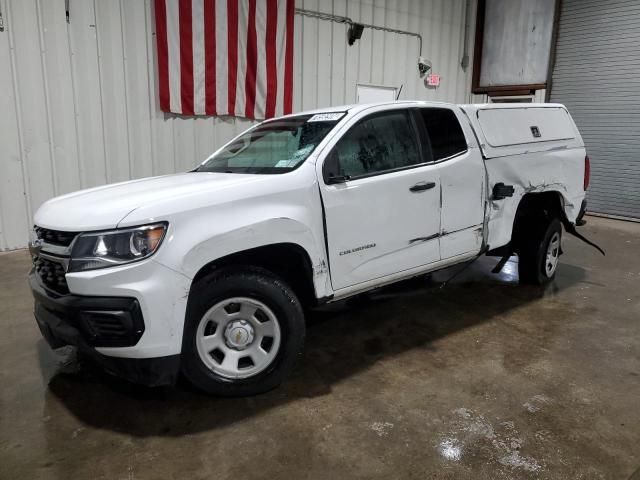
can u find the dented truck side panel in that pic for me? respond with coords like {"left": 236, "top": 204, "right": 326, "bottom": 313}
{"left": 460, "top": 104, "right": 586, "bottom": 251}
{"left": 481, "top": 148, "right": 585, "bottom": 249}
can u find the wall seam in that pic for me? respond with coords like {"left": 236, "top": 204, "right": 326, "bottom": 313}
{"left": 355, "top": 2, "right": 361, "bottom": 95}
{"left": 118, "top": 0, "right": 134, "bottom": 179}
{"left": 368, "top": 2, "right": 373, "bottom": 83}
{"left": 0, "top": 0, "right": 10, "bottom": 248}
{"left": 329, "top": 0, "right": 334, "bottom": 104}
{"left": 66, "top": 0, "right": 85, "bottom": 188}
{"left": 315, "top": 1, "right": 320, "bottom": 107}
{"left": 299, "top": 0, "right": 305, "bottom": 109}
{"left": 92, "top": 0, "right": 110, "bottom": 183}
{"left": 6, "top": 0, "right": 34, "bottom": 231}
{"left": 341, "top": 0, "right": 347, "bottom": 103}
{"left": 144, "top": 0, "right": 159, "bottom": 176}
{"left": 380, "top": 0, "right": 387, "bottom": 86}
{"left": 35, "top": 0, "right": 58, "bottom": 196}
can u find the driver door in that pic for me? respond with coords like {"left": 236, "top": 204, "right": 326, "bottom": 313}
{"left": 318, "top": 108, "right": 441, "bottom": 291}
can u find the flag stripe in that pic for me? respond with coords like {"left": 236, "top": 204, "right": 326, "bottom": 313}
{"left": 235, "top": 1, "right": 248, "bottom": 117}
{"left": 215, "top": 0, "right": 228, "bottom": 115}
{"left": 179, "top": 0, "right": 194, "bottom": 115}
{"left": 155, "top": 0, "right": 294, "bottom": 119}
{"left": 265, "top": 0, "right": 277, "bottom": 118}
{"left": 274, "top": 0, "right": 287, "bottom": 117}
{"left": 227, "top": 0, "right": 239, "bottom": 116}
{"left": 155, "top": 0, "right": 170, "bottom": 111}
{"left": 244, "top": 0, "right": 258, "bottom": 119}
{"left": 204, "top": 0, "right": 216, "bottom": 115}
{"left": 254, "top": 0, "right": 268, "bottom": 119}
{"left": 192, "top": 0, "right": 205, "bottom": 114}
{"left": 191, "top": 0, "right": 205, "bottom": 115}
{"left": 167, "top": 0, "right": 182, "bottom": 113}
{"left": 283, "top": 0, "right": 294, "bottom": 114}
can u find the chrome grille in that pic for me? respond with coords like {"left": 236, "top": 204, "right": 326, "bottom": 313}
{"left": 34, "top": 227, "right": 77, "bottom": 247}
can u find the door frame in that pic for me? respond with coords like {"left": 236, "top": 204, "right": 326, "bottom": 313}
{"left": 313, "top": 104, "right": 443, "bottom": 291}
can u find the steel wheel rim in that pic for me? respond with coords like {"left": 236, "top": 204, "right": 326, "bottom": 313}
{"left": 545, "top": 232, "right": 561, "bottom": 277}
{"left": 195, "top": 297, "right": 281, "bottom": 379}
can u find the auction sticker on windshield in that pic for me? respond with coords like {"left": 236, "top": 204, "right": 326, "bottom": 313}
{"left": 308, "top": 112, "right": 345, "bottom": 122}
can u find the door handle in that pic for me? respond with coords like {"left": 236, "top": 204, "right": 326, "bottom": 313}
{"left": 409, "top": 181, "right": 436, "bottom": 193}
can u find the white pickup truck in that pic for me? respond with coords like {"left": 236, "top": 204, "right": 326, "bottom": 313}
{"left": 29, "top": 101, "right": 597, "bottom": 396}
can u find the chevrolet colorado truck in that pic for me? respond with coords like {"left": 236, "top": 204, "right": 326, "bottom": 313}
{"left": 29, "top": 101, "right": 594, "bottom": 396}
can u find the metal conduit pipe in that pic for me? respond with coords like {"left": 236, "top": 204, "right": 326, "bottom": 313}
{"left": 295, "top": 7, "right": 423, "bottom": 57}
{"left": 461, "top": 0, "right": 472, "bottom": 71}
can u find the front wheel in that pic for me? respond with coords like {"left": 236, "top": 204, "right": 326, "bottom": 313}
{"left": 517, "top": 217, "right": 562, "bottom": 285}
{"left": 181, "top": 267, "right": 305, "bottom": 396}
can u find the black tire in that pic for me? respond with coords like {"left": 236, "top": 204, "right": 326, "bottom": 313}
{"left": 181, "top": 266, "right": 305, "bottom": 396}
{"left": 517, "top": 217, "right": 562, "bottom": 285}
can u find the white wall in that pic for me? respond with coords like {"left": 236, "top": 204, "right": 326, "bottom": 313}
{"left": 0, "top": 0, "right": 477, "bottom": 250}
{"left": 470, "top": 89, "right": 547, "bottom": 103}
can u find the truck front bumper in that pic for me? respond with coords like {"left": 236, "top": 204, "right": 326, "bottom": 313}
{"left": 29, "top": 262, "right": 187, "bottom": 387}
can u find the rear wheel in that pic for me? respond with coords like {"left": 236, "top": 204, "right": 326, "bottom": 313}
{"left": 181, "top": 267, "right": 305, "bottom": 396}
{"left": 517, "top": 217, "right": 562, "bottom": 285}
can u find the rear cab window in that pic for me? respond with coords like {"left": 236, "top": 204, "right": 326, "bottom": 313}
{"left": 418, "top": 108, "right": 468, "bottom": 161}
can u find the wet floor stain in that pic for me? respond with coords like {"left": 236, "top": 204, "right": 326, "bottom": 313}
{"left": 368, "top": 421, "right": 394, "bottom": 437}
{"left": 437, "top": 407, "right": 544, "bottom": 473}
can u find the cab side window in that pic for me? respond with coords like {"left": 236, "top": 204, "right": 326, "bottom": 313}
{"left": 419, "top": 108, "right": 468, "bottom": 160}
{"left": 324, "top": 110, "right": 421, "bottom": 181}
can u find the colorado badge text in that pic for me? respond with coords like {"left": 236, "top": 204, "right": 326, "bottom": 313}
{"left": 339, "top": 243, "right": 376, "bottom": 256}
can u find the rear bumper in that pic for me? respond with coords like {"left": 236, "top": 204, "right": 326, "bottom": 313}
{"left": 30, "top": 272, "right": 180, "bottom": 386}
{"left": 576, "top": 199, "right": 587, "bottom": 225}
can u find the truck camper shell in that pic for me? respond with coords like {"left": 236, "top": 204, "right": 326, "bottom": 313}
{"left": 460, "top": 103, "right": 584, "bottom": 160}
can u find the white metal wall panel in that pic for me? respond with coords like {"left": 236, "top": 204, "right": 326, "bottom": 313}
{"left": 10, "top": 0, "right": 55, "bottom": 219}
{"left": 0, "top": 0, "right": 31, "bottom": 251}
{"left": 70, "top": 0, "right": 108, "bottom": 188}
{"left": 0, "top": 0, "right": 476, "bottom": 250}
{"left": 550, "top": 0, "right": 640, "bottom": 219}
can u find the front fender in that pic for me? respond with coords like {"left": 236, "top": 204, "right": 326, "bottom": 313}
{"left": 157, "top": 217, "right": 331, "bottom": 299}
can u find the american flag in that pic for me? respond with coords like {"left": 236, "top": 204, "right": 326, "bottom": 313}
{"left": 154, "top": 0, "right": 295, "bottom": 119}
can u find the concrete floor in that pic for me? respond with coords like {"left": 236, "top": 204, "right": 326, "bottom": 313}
{"left": 1, "top": 216, "right": 639, "bottom": 479}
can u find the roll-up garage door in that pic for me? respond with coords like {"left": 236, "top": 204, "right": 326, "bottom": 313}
{"left": 549, "top": 0, "right": 640, "bottom": 219}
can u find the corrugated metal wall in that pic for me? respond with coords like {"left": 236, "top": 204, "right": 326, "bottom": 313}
{"left": 550, "top": 0, "right": 640, "bottom": 219}
{"left": 0, "top": 0, "right": 476, "bottom": 250}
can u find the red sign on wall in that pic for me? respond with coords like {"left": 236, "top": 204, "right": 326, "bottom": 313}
{"left": 426, "top": 74, "right": 441, "bottom": 87}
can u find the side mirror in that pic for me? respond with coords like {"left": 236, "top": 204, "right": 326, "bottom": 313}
{"left": 326, "top": 174, "right": 350, "bottom": 185}
{"left": 323, "top": 150, "right": 349, "bottom": 184}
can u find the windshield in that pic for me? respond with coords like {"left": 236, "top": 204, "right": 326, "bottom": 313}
{"left": 196, "top": 113, "right": 345, "bottom": 174}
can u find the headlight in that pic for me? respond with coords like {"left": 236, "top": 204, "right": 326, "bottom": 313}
{"left": 69, "top": 223, "right": 167, "bottom": 272}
